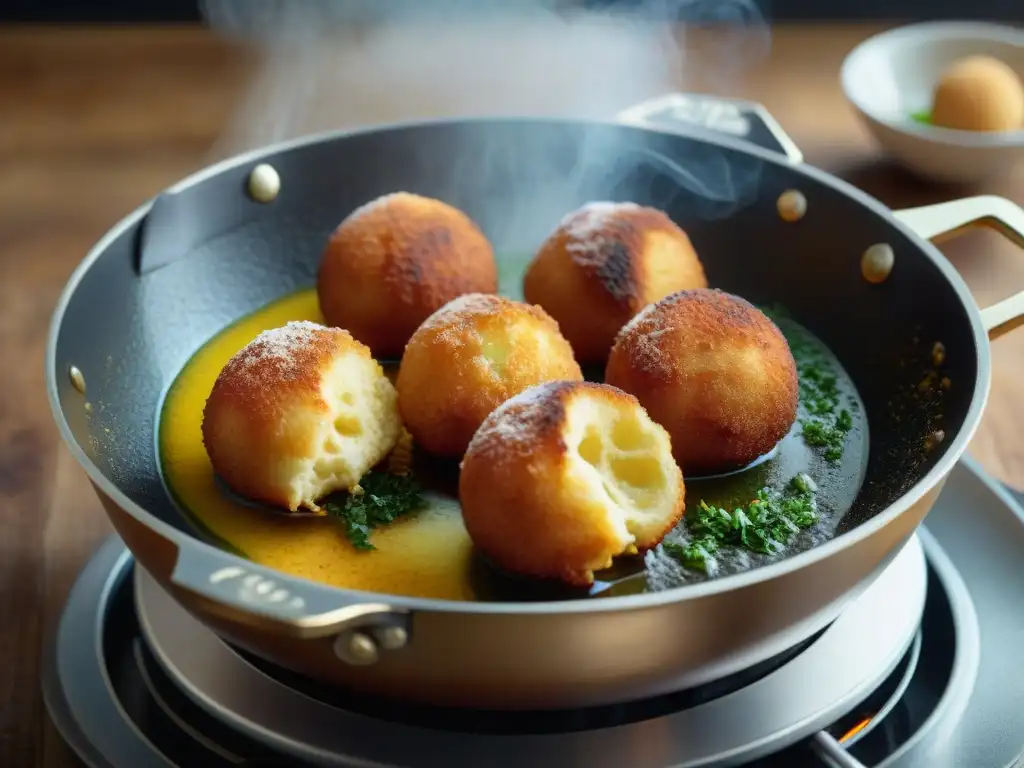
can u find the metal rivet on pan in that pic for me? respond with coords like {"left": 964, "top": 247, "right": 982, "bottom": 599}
{"left": 335, "top": 631, "right": 379, "bottom": 666}
{"left": 69, "top": 365, "right": 86, "bottom": 395}
{"left": 861, "top": 243, "right": 895, "bottom": 284}
{"left": 375, "top": 625, "right": 408, "bottom": 651}
{"left": 247, "top": 163, "right": 280, "bottom": 203}
{"left": 776, "top": 189, "right": 807, "bottom": 222}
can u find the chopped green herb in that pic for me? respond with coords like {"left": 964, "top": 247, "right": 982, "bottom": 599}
{"left": 762, "top": 306, "right": 855, "bottom": 463}
{"left": 910, "top": 109, "right": 932, "bottom": 125}
{"left": 664, "top": 474, "right": 819, "bottom": 573}
{"left": 322, "top": 471, "right": 425, "bottom": 550}
{"left": 664, "top": 535, "right": 720, "bottom": 571}
{"left": 797, "top": 374, "right": 853, "bottom": 462}
{"left": 836, "top": 409, "right": 853, "bottom": 431}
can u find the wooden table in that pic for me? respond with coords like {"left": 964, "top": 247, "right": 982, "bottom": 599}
{"left": 1, "top": 22, "right": 1021, "bottom": 767}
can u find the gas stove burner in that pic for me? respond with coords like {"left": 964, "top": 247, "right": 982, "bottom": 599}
{"left": 42, "top": 459, "right": 1024, "bottom": 767}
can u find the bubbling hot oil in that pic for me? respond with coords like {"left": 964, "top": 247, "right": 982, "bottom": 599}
{"left": 159, "top": 284, "right": 868, "bottom": 603}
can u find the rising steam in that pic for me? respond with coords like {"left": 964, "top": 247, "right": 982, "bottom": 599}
{"left": 200, "top": 0, "right": 771, "bottom": 237}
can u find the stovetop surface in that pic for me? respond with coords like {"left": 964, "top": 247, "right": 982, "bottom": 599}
{"left": 43, "top": 456, "right": 1024, "bottom": 767}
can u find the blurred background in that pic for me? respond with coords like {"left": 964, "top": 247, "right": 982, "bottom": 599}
{"left": 0, "top": 0, "right": 1023, "bottom": 21}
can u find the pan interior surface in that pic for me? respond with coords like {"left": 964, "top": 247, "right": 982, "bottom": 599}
{"left": 50, "top": 119, "right": 979, "bottom": 606}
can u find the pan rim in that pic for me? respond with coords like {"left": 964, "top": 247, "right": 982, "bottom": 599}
{"left": 45, "top": 114, "right": 992, "bottom": 616}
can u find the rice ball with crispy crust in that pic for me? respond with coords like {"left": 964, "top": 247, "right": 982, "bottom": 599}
{"left": 317, "top": 192, "right": 499, "bottom": 359}
{"left": 459, "top": 380, "right": 685, "bottom": 587}
{"left": 201, "top": 321, "right": 401, "bottom": 513}
{"left": 605, "top": 289, "right": 799, "bottom": 476}
{"left": 522, "top": 201, "right": 707, "bottom": 364}
{"left": 396, "top": 293, "right": 583, "bottom": 459}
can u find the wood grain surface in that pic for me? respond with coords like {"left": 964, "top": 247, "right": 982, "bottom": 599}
{"left": 0, "top": 22, "right": 1021, "bottom": 767}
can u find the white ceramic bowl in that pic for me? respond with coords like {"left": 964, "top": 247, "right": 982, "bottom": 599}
{"left": 840, "top": 21, "right": 1024, "bottom": 184}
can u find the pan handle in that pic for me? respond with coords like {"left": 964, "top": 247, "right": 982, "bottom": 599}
{"left": 169, "top": 544, "right": 413, "bottom": 666}
{"left": 616, "top": 93, "right": 804, "bottom": 165}
{"left": 893, "top": 196, "right": 1024, "bottom": 341}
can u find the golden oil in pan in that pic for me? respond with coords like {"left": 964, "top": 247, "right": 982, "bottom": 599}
{"left": 158, "top": 262, "right": 869, "bottom": 602}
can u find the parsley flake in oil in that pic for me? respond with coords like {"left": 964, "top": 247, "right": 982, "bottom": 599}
{"left": 322, "top": 471, "right": 425, "bottom": 550}
{"left": 663, "top": 473, "right": 819, "bottom": 573}
{"left": 763, "top": 305, "right": 855, "bottom": 463}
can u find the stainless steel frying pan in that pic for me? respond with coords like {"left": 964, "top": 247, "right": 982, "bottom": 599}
{"left": 46, "top": 93, "right": 1024, "bottom": 709}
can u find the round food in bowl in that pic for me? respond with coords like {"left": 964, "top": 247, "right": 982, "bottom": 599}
{"left": 840, "top": 21, "right": 1024, "bottom": 184}
{"left": 930, "top": 54, "right": 1024, "bottom": 132}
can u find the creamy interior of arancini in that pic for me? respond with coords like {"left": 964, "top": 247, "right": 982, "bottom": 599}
{"left": 565, "top": 395, "right": 680, "bottom": 550}
{"left": 289, "top": 351, "right": 400, "bottom": 509}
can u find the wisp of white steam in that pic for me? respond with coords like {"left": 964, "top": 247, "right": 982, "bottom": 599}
{"left": 200, "top": 0, "right": 771, "bottom": 230}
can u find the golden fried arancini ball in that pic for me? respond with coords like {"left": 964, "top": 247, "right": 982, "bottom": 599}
{"left": 317, "top": 192, "right": 499, "bottom": 358}
{"left": 606, "top": 289, "right": 798, "bottom": 476}
{"left": 523, "top": 201, "right": 707, "bottom": 364}
{"left": 459, "top": 380, "right": 685, "bottom": 587}
{"left": 396, "top": 293, "right": 583, "bottom": 458}
{"left": 202, "top": 321, "right": 401, "bottom": 513}
{"left": 931, "top": 55, "right": 1024, "bottom": 132}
